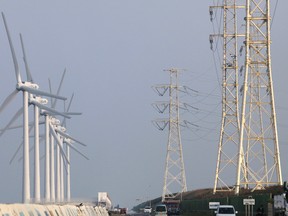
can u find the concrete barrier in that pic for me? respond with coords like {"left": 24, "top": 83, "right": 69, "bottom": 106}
{"left": 0, "top": 204, "right": 108, "bottom": 216}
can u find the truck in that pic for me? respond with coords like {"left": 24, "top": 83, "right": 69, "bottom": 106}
{"left": 214, "top": 205, "right": 237, "bottom": 216}
{"left": 155, "top": 204, "right": 167, "bottom": 216}
{"left": 163, "top": 200, "right": 180, "bottom": 215}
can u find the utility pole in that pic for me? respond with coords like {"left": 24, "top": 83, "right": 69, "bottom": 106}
{"left": 153, "top": 68, "right": 187, "bottom": 202}
{"left": 210, "top": 0, "right": 245, "bottom": 193}
{"left": 235, "top": 0, "right": 282, "bottom": 194}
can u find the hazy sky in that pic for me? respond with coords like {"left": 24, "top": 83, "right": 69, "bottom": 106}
{"left": 0, "top": 0, "right": 288, "bottom": 210}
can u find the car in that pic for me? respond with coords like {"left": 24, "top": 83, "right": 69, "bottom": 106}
{"left": 214, "top": 205, "right": 238, "bottom": 216}
{"left": 144, "top": 206, "right": 152, "bottom": 213}
{"left": 155, "top": 204, "right": 167, "bottom": 216}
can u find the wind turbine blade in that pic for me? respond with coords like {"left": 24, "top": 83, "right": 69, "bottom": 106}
{"left": 31, "top": 100, "right": 71, "bottom": 119}
{"left": 62, "top": 93, "right": 75, "bottom": 127}
{"left": 64, "top": 140, "right": 89, "bottom": 160}
{"left": 0, "top": 89, "right": 18, "bottom": 113}
{"left": 0, "top": 120, "right": 44, "bottom": 131}
{"left": 17, "top": 143, "right": 33, "bottom": 163}
{"left": 21, "top": 85, "right": 67, "bottom": 100}
{"left": 2, "top": 12, "right": 21, "bottom": 83}
{"left": 48, "top": 78, "right": 54, "bottom": 107}
{"left": 9, "top": 141, "right": 22, "bottom": 164}
{"left": 55, "top": 129, "right": 86, "bottom": 147}
{"left": 63, "top": 112, "right": 82, "bottom": 115}
{"left": 10, "top": 124, "right": 34, "bottom": 164}
{"left": 0, "top": 107, "right": 23, "bottom": 137}
{"left": 18, "top": 137, "right": 44, "bottom": 163}
{"left": 62, "top": 155, "right": 68, "bottom": 174}
{"left": 0, "top": 124, "right": 22, "bottom": 131}
{"left": 20, "top": 34, "right": 33, "bottom": 82}
{"left": 66, "top": 93, "right": 74, "bottom": 112}
{"left": 41, "top": 110, "right": 70, "bottom": 119}
{"left": 52, "top": 69, "right": 66, "bottom": 109}
{"left": 49, "top": 123, "right": 70, "bottom": 164}
{"left": 40, "top": 154, "right": 45, "bottom": 161}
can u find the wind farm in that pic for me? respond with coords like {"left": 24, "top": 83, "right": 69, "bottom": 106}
{"left": 0, "top": 1, "right": 288, "bottom": 216}
{"left": 0, "top": 9, "right": 112, "bottom": 216}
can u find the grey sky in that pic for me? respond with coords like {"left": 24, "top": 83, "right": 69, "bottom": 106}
{"left": 0, "top": 0, "right": 287, "bottom": 210}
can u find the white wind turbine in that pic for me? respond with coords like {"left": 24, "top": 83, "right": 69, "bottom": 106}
{"left": 48, "top": 75, "right": 86, "bottom": 202}
{"left": 17, "top": 115, "right": 72, "bottom": 203}
{"left": 21, "top": 36, "right": 74, "bottom": 203}
{"left": 41, "top": 70, "right": 68, "bottom": 203}
{"left": 45, "top": 109, "right": 87, "bottom": 203}
{"left": 15, "top": 74, "right": 81, "bottom": 203}
{"left": 53, "top": 123, "right": 88, "bottom": 202}
{"left": 47, "top": 73, "right": 65, "bottom": 203}
{"left": 6, "top": 107, "right": 70, "bottom": 203}
{"left": 47, "top": 71, "right": 68, "bottom": 202}
{"left": 62, "top": 94, "right": 76, "bottom": 201}
{"left": 29, "top": 115, "right": 70, "bottom": 203}
{"left": 48, "top": 113, "right": 87, "bottom": 202}
{"left": 1, "top": 13, "right": 68, "bottom": 203}
{"left": 57, "top": 103, "right": 87, "bottom": 202}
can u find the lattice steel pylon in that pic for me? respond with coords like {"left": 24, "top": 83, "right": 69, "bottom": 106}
{"left": 235, "top": 0, "right": 282, "bottom": 194}
{"left": 210, "top": 0, "right": 245, "bottom": 194}
{"left": 163, "top": 68, "right": 187, "bottom": 201}
{"left": 152, "top": 68, "right": 187, "bottom": 202}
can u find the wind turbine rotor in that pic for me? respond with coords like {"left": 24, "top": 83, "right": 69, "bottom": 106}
{"left": 49, "top": 123, "right": 70, "bottom": 165}
{"left": 19, "top": 34, "right": 33, "bottom": 82}
{"left": 30, "top": 98, "right": 71, "bottom": 119}
{"left": 0, "top": 107, "right": 23, "bottom": 137}
{"left": 0, "top": 90, "right": 18, "bottom": 113}
{"left": 63, "top": 139, "right": 89, "bottom": 160}
{"left": 2, "top": 12, "right": 21, "bottom": 83}
{"left": 52, "top": 69, "right": 66, "bottom": 109}
{"left": 54, "top": 128, "right": 86, "bottom": 147}
{"left": 19, "top": 85, "right": 67, "bottom": 101}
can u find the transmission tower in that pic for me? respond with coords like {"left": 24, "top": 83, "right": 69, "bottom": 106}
{"left": 152, "top": 68, "right": 187, "bottom": 202}
{"left": 235, "top": 0, "right": 282, "bottom": 194}
{"left": 210, "top": 0, "right": 245, "bottom": 193}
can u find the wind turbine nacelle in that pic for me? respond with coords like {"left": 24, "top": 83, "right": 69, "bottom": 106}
{"left": 58, "top": 126, "right": 66, "bottom": 132}
{"left": 51, "top": 118, "right": 60, "bottom": 125}
{"left": 17, "top": 82, "right": 39, "bottom": 90}
{"left": 25, "top": 82, "right": 39, "bottom": 89}
{"left": 38, "top": 98, "right": 48, "bottom": 105}
{"left": 64, "top": 137, "right": 72, "bottom": 143}
{"left": 29, "top": 96, "right": 48, "bottom": 105}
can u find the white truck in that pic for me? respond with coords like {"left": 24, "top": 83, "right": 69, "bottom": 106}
{"left": 214, "top": 205, "right": 237, "bottom": 216}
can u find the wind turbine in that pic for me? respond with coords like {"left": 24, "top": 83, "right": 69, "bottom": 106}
{"left": 49, "top": 120, "right": 69, "bottom": 202}
{"left": 1, "top": 13, "right": 68, "bottom": 203}
{"left": 20, "top": 33, "right": 66, "bottom": 203}
{"left": 48, "top": 74, "right": 84, "bottom": 202}
{"left": 53, "top": 123, "right": 88, "bottom": 202}
{"left": 42, "top": 70, "right": 68, "bottom": 203}
{"left": 48, "top": 112, "right": 86, "bottom": 202}
{"left": 25, "top": 73, "right": 79, "bottom": 203}
{"left": 61, "top": 94, "right": 87, "bottom": 201}
{"left": 47, "top": 71, "right": 67, "bottom": 202}
{"left": 20, "top": 32, "right": 73, "bottom": 203}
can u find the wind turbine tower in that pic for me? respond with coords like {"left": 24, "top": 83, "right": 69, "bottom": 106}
{"left": 210, "top": 1, "right": 245, "bottom": 193}
{"left": 153, "top": 68, "right": 187, "bottom": 202}
{"left": 235, "top": 0, "right": 282, "bottom": 193}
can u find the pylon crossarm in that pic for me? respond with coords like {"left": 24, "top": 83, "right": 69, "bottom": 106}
{"left": 152, "top": 85, "right": 169, "bottom": 96}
